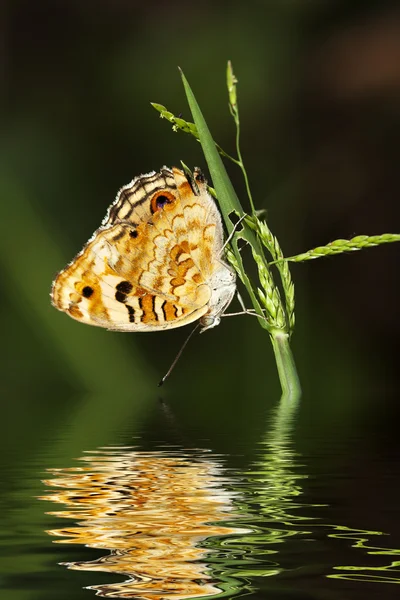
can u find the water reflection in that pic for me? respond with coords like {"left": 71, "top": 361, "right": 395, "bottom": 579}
{"left": 39, "top": 395, "right": 310, "bottom": 598}
{"left": 40, "top": 395, "right": 400, "bottom": 598}
{"left": 40, "top": 449, "right": 250, "bottom": 598}
{"left": 327, "top": 526, "right": 400, "bottom": 584}
{"left": 203, "top": 395, "right": 306, "bottom": 576}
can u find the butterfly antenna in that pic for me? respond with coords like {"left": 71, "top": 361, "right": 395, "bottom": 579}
{"left": 158, "top": 323, "right": 200, "bottom": 387}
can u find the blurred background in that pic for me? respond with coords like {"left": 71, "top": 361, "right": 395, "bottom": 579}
{"left": 2, "top": 1, "right": 400, "bottom": 598}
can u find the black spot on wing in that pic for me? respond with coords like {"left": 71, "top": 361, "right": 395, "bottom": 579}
{"left": 115, "top": 291, "right": 127, "bottom": 303}
{"left": 82, "top": 286, "right": 94, "bottom": 298}
{"left": 115, "top": 281, "right": 133, "bottom": 303}
{"left": 116, "top": 281, "right": 133, "bottom": 294}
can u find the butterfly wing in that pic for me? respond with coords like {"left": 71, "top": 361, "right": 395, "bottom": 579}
{"left": 51, "top": 167, "right": 226, "bottom": 331}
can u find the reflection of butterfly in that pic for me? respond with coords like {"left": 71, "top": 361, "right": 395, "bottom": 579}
{"left": 51, "top": 167, "right": 236, "bottom": 332}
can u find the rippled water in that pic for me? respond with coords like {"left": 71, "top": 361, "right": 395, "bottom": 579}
{"left": 2, "top": 395, "right": 400, "bottom": 599}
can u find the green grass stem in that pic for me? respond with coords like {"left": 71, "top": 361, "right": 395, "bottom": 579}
{"left": 152, "top": 63, "right": 400, "bottom": 398}
{"left": 270, "top": 332, "right": 301, "bottom": 399}
{"left": 179, "top": 68, "right": 301, "bottom": 397}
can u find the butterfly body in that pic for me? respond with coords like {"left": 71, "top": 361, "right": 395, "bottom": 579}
{"left": 51, "top": 167, "right": 236, "bottom": 332}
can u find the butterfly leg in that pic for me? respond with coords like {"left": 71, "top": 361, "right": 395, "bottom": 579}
{"left": 236, "top": 290, "right": 247, "bottom": 312}
{"left": 222, "top": 292, "right": 268, "bottom": 321}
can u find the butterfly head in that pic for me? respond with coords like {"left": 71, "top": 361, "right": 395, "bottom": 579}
{"left": 199, "top": 265, "right": 236, "bottom": 332}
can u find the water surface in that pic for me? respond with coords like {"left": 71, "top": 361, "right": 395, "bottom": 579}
{"left": 2, "top": 392, "right": 400, "bottom": 600}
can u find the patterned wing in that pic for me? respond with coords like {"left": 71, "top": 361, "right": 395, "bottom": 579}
{"left": 51, "top": 167, "right": 225, "bottom": 331}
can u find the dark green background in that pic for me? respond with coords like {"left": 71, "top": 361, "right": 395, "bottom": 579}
{"left": 2, "top": 0, "right": 400, "bottom": 454}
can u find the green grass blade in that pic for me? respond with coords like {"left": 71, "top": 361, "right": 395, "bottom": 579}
{"left": 179, "top": 68, "right": 301, "bottom": 396}
{"left": 179, "top": 68, "right": 266, "bottom": 324}
{"left": 179, "top": 69, "right": 243, "bottom": 232}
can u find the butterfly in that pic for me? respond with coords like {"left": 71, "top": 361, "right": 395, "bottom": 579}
{"left": 51, "top": 166, "right": 236, "bottom": 332}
